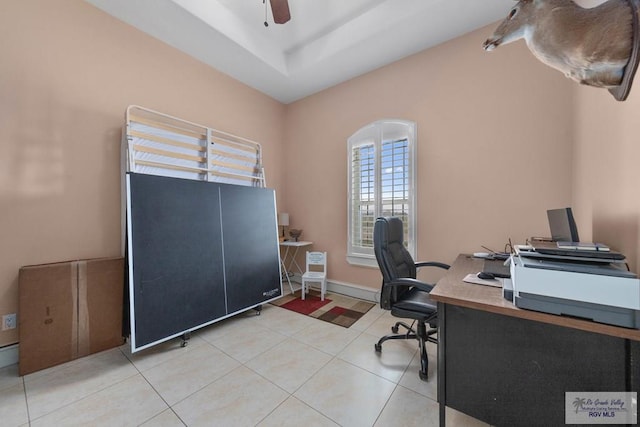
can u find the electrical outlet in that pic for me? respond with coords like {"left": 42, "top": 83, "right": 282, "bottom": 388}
{"left": 2, "top": 314, "right": 16, "bottom": 331}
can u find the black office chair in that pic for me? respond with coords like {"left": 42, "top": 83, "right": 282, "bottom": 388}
{"left": 373, "top": 216, "right": 450, "bottom": 381}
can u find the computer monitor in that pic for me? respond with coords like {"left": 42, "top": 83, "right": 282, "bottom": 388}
{"left": 547, "top": 207, "right": 580, "bottom": 242}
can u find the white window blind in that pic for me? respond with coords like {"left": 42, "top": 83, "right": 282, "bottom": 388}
{"left": 347, "top": 120, "right": 416, "bottom": 266}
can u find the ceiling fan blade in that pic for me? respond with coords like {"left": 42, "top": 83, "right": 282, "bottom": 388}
{"left": 270, "top": 0, "right": 291, "bottom": 24}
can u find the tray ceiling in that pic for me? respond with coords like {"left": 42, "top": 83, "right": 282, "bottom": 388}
{"left": 86, "top": 0, "right": 516, "bottom": 103}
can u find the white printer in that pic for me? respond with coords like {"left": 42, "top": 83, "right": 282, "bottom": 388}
{"left": 509, "top": 249, "right": 640, "bottom": 329}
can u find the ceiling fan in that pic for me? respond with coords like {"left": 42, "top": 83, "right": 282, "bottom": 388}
{"left": 264, "top": 0, "right": 290, "bottom": 26}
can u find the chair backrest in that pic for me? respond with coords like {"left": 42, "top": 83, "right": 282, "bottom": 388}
{"left": 305, "top": 251, "right": 327, "bottom": 274}
{"left": 374, "top": 217, "right": 416, "bottom": 309}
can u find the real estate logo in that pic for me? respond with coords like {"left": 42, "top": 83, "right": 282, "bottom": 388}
{"left": 566, "top": 392, "right": 637, "bottom": 424}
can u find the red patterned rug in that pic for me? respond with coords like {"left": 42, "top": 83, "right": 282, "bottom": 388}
{"left": 272, "top": 289, "right": 375, "bottom": 328}
{"left": 280, "top": 295, "right": 332, "bottom": 315}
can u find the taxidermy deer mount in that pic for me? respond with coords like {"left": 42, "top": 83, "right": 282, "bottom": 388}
{"left": 483, "top": 0, "right": 640, "bottom": 101}
{"left": 264, "top": 0, "right": 291, "bottom": 26}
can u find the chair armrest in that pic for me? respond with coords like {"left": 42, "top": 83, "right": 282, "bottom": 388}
{"left": 415, "top": 261, "right": 450, "bottom": 270}
{"left": 388, "top": 278, "right": 434, "bottom": 293}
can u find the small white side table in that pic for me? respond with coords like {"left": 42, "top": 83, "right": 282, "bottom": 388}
{"left": 279, "top": 240, "right": 313, "bottom": 294}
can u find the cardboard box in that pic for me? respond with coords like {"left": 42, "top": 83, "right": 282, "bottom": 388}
{"left": 18, "top": 257, "right": 124, "bottom": 375}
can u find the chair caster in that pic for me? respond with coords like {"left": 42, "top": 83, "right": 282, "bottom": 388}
{"left": 419, "top": 370, "right": 428, "bottom": 381}
{"left": 391, "top": 325, "right": 399, "bottom": 333}
{"left": 374, "top": 343, "right": 382, "bottom": 352}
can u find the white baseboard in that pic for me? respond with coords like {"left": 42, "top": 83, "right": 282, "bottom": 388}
{"left": 327, "top": 280, "right": 380, "bottom": 303}
{"left": 0, "top": 282, "right": 377, "bottom": 372}
{"left": 0, "top": 344, "right": 18, "bottom": 369}
{"left": 286, "top": 274, "right": 380, "bottom": 303}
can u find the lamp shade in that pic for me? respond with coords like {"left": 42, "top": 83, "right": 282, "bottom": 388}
{"left": 278, "top": 213, "right": 289, "bottom": 226}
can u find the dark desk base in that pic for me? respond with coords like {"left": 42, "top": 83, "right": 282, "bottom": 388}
{"left": 438, "top": 303, "right": 640, "bottom": 427}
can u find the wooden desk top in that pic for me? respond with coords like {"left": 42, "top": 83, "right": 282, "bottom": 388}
{"left": 430, "top": 254, "right": 640, "bottom": 341}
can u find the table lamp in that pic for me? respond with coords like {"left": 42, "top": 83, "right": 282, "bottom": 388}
{"left": 278, "top": 213, "right": 289, "bottom": 239}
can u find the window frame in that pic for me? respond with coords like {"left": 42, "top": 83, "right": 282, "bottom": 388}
{"left": 347, "top": 119, "right": 416, "bottom": 268}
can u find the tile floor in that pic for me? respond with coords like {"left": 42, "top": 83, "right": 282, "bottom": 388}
{"left": 0, "top": 301, "right": 489, "bottom": 426}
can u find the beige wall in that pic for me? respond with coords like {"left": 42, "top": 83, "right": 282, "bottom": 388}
{"left": 573, "top": 84, "right": 640, "bottom": 272}
{"left": 0, "top": 0, "right": 286, "bottom": 347}
{"left": 284, "top": 27, "right": 575, "bottom": 288}
{"left": 3, "top": 1, "right": 638, "bottom": 350}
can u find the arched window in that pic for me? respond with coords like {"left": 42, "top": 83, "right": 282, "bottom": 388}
{"left": 347, "top": 120, "right": 416, "bottom": 266}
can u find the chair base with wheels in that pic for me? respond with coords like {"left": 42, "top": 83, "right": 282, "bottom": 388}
{"left": 372, "top": 217, "right": 449, "bottom": 381}
{"left": 374, "top": 303, "right": 438, "bottom": 381}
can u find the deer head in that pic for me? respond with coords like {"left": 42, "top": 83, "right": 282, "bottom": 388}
{"left": 481, "top": 0, "right": 638, "bottom": 100}
{"left": 483, "top": 0, "right": 535, "bottom": 52}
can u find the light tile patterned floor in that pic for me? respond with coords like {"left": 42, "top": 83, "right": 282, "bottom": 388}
{"left": 0, "top": 303, "right": 489, "bottom": 426}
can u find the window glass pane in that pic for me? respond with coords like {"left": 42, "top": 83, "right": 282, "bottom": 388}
{"left": 351, "top": 144, "right": 375, "bottom": 249}
{"left": 348, "top": 120, "right": 415, "bottom": 262}
{"left": 381, "top": 138, "right": 409, "bottom": 246}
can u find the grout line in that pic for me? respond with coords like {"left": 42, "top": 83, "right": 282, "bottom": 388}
{"left": 25, "top": 353, "right": 141, "bottom": 424}
{"left": 22, "top": 374, "right": 31, "bottom": 426}
{"left": 120, "top": 345, "right": 172, "bottom": 418}
{"left": 18, "top": 303, "right": 437, "bottom": 427}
